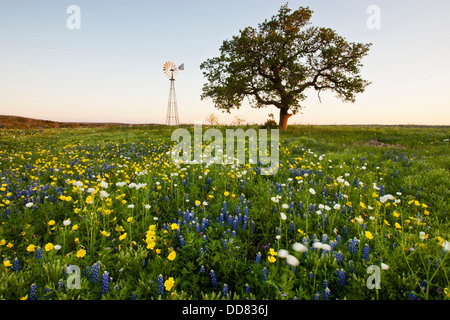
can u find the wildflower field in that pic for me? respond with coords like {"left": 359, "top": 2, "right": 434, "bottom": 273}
{"left": 0, "top": 124, "right": 449, "bottom": 300}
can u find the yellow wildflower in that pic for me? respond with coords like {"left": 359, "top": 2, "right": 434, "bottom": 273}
{"left": 167, "top": 250, "right": 176, "bottom": 261}
{"left": 164, "top": 277, "right": 175, "bottom": 291}
{"left": 100, "top": 230, "right": 110, "bottom": 237}
{"left": 76, "top": 249, "right": 86, "bottom": 258}
{"left": 44, "top": 243, "right": 54, "bottom": 251}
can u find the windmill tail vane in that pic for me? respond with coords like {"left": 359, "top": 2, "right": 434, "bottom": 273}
{"left": 163, "top": 61, "right": 184, "bottom": 125}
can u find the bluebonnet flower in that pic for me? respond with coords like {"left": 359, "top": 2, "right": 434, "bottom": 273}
{"left": 222, "top": 201, "right": 228, "bottom": 213}
{"left": 222, "top": 284, "right": 229, "bottom": 298}
{"left": 313, "top": 292, "right": 320, "bottom": 300}
{"left": 101, "top": 271, "right": 110, "bottom": 297}
{"left": 157, "top": 274, "right": 164, "bottom": 295}
{"left": 44, "top": 288, "right": 51, "bottom": 300}
{"left": 210, "top": 270, "right": 219, "bottom": 287}
{"left": 29, "top": 283, "right": 38, "bottom": 300}
{"left": 12, "top": 258, "right": 19, "bottom": 272}
{"left": 244, "top": 283, "right": 251, "bottom": 294}
{"left": 242, "top": 214, "right": 249, "bottom": 230}
{"left": 329, "top": 240, "right": 338, "bottom": 251}
{"left": 379, "top": 184, "right": 385, "bottom": 197}
{"left": 323, "top": 287, "right": 331, "bottom": 300}
{"left": 322, "top": 234, "right": 328, "bottom": 243}
{"left": 408, "top": 291, "right": 418, "bottom": 300}
{"left": 35, "top": 247, "right": 43, "bottom": 261}
{"left": 255, "top": 252, "right": 261, "bottom": 264}
{"left": 363, "top": 244, "right": 370, "bottom": 260}
{"left": 91, "top": 261, "right": 101, "bottom": 283}
{"left": 262, "top": 267, "right": 268, "bottom": 281}
{"left": 199, "top": 265, "right": 205, "bottom": 273}
{"left": 302, "top": 236, "right": 310, "bottom": 246}
{"left": 336, "top": 269, "right": 346, "bottom": 287}
{"left": 335, "top": 251, "right": 344, "bottom": 263}
{"left": 179, "top": 235, "right": 186, "bottom": 246}
{"left": 417, "top": 280, "right": 427, "bottom": 293}
{"left": 233, "top": 216, "right": 239, "bottom": 231}
{"left": 348, "top": 237, "right": 358, "bottom": 256}
{"left": 322, "top": 279, "right": 329, "bottom": 290}
{"left": 343, "top": 226, "right": 348, "bottom": 239}
{"left": 58, "top": 279, "right": 66, "bottom": 293}
{"left": 221, "top": 239, "right": 228, "bottom": 250}
{"left": 227, "top": 214, "right": 233, "bottom": 226}
{"left": 184, "top": 210, "right": 191, "bottom": 224}
{"left": 289, "top": 221, "right": 295, "bottom": 233}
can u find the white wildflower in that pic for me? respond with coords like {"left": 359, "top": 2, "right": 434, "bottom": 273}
{"left": 286, "top": 254, "right": 299, "bottom": 267}
{"left": 292, "top": 242, "right": 308, "bottom": 253}
{"left": 278, "top": 249, "right": 289, "bottom": 258}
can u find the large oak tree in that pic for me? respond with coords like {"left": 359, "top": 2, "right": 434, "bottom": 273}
{"left": 200, "top": 5, "right": 372, "bottom": 130}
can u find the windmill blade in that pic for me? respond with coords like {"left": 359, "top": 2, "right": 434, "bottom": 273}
{"left": 163, "top": 61, "right": 177, "bottom": 78}
{"left": 178, "top": 63, "right": 184, "bottom": 70}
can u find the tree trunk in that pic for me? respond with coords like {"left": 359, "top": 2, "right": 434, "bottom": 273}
{"left": 279, "top": 108, "right": 293, "bottom": 130}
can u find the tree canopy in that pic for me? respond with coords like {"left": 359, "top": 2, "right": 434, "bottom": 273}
{"left": 200, "top": 5, "right": 372, "bottom": 130}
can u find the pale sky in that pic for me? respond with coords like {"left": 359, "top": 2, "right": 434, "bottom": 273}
{"left": 0, "top": 0, "right": 449, "bottom": 125}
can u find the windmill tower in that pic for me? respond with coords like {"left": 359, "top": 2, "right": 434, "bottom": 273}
{"left": 163, "top": 61, "right": 184, "bottom": 125}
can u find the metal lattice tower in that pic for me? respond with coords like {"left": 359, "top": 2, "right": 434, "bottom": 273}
{"left": 163, "top": 61, "right": 183, "bottom": 125}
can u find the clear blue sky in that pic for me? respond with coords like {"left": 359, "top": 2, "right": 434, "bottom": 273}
{"left": 1, "top": 0, "right": 449, "bottom": 125}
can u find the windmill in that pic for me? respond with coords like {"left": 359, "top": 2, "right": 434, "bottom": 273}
{"left": 163, "top": 61, "right": 184, "bottom": 125}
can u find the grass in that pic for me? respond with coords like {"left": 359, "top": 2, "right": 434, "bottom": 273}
{"left": 0, "top": 124, "right": 449, "bottom": 300}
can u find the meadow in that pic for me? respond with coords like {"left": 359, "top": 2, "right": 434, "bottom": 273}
{"left": 0, "top": 124, "right": 449, "bottom": 300}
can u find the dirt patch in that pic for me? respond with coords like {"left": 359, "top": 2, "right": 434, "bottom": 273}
{"left": 352, "top": 139, "right": 405, "bottom": 149}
